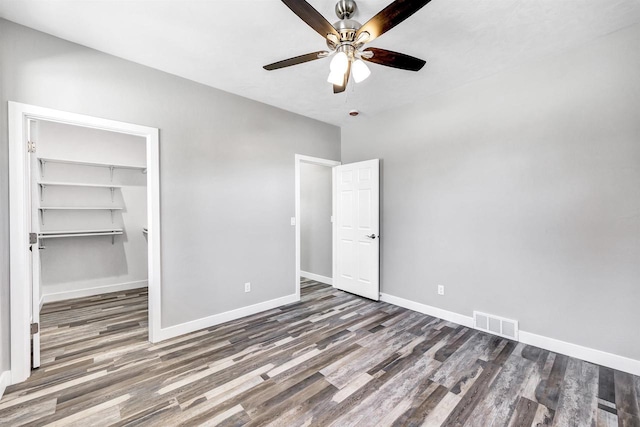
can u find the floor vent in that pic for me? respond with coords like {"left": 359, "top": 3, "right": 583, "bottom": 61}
{"left": 473, "top": 311, "right": 519, "bottom": 341}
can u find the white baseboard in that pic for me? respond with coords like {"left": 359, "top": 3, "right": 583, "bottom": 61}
{"left": 519, "top": 331, "right": 640, "bottom": 377}
{"left": 379, "top": 292, "right": 640, "bottom": 376}
{"left": 155, "top": 293, "right": 299, "bottom": 342}
{"left": 379, "top": 293, "right": 474, "bottom": 328}
{"left": 42, "top": 280, "right": 148, "bottom": 304}
{"left": 0, "top": 370, "right": 10, "bottom": 400}
{"left": 300, "top": 271, "right": 333, "bottom": 286}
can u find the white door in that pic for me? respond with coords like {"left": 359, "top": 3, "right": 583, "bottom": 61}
{"left": 28, "top": 119, "right": 41, "bottom": 369}
{"left": 334, "top": 159, "right": 380, "bottom": 300}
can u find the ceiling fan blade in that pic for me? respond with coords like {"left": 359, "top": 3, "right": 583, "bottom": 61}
{"left": 333, "top": 61, "right": 351, "bottom": 94}
{"left": 356, "top": 0, "right": 433, "bottom": 43}
{"left": 281, "top": 0, "right": 340, "bottom": 40}
{"left": 362, "top": 47, "right": 426, "bottom": 71}
{"left": 263, "top": 51, "right": 329, "bottom": 71}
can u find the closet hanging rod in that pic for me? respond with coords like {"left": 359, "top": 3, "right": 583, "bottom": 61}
{"left": 39, "top": 228, "right": 124, "bottom": 236}
{"left": 37, "top": 230, "right": 123, "bottom": 248}
{"left": 39, "top": 206, "right": 123, "bottom": 210}
{"left": 38, "top": 181, "right": 123, "bottom": 189}
{"left": 38, "top": 231, "right": 123, "bottom": 238}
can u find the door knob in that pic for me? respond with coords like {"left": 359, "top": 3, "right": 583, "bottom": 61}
{"left": 366, "top": 234, "right": 378, "bottom": 239}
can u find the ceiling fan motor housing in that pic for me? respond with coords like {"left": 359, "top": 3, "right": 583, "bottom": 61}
{"left": 335, "top": 20, "right": 360, "bottom": 40}
{"left": 335, "top": 0, "right": 357, "bottom": 19}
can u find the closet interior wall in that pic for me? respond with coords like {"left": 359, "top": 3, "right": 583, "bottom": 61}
{"left": 300, "top": 162, "right": 333, "bottom": 280}
{"left": 35, "top": 120, "right": 148, "bottom": 304}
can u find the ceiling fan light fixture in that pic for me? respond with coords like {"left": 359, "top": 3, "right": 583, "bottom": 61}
{"left": 352, "top": 59, "right": 371, "bottom": 83}
{"left": 329, "top": 51, "right": 349, "bottom": 74}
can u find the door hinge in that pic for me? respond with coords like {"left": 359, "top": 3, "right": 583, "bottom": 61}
{"left": 29, "top": 232, "right": 38, "bottom": 244}
{"left": 27, "top": 140, "right": 36, "bottom": 153}
{"left": 30, "top": 322, "right": 39, "bottom": 335}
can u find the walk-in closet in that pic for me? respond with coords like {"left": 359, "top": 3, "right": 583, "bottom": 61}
{"left": 31, "top": 119, "right": 149, "bottom": 365}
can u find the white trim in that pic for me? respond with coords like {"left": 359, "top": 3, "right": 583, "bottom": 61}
{"left": 379, "top": 293, "right": 474, "bottom": 328}
{"left": 0, "top": 371, "right": 11, "bottom": 399}
{"left": 39, "top": 295, "right": 44, "bottom": 312}
{"left": 300, "top": 271, "right": 332, "bottom": 286}
{"left": 41, "top": 280, "right": 148, "bottom": 304}
{"left": 519, "top": 331, "right": 640, "bottom": 377}
{"left": 294, "top": 154, "right": 340, "bottom": 301}
{"left": 380, "top": 292, "right": 640, "bottom": 376}
{"left": 155, "top": 294, "right": 299, "bottom": 342}
{"left": 332, "top": 166, "right": 337, "bottom": 289}
{"left": 8, "top": 102, "right": 162, "bottom": 385}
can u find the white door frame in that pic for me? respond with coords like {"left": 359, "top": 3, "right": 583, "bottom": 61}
{"left": 294, "top": 154, "right": 341, "bottom": 298}
{"left": 8, "top": 102, "right": 163, "bottom": 385}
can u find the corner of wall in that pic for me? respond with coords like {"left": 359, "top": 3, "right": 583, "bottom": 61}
{"left": 154, "top": 293, "right": 299, "bottom": 342}
{"left": 380, "top": 292, "right": 640, "bottom": 377}
{"left": 0, "top": 370, "right": 11, "bottom": 399}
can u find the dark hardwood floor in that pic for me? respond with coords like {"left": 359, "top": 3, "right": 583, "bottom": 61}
{"left": 1, "top": 279, "right": 638, "bottom": 426}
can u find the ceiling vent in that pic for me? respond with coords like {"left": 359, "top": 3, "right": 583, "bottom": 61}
{"left": 473, "top": 311, "right": 519, "bottom": 341}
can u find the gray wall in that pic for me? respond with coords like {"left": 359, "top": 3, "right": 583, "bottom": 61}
{"left": 0, "top": 17, "right": 340, "bottom": 380}
{"left": 37, "top": 121, "right": 148, "bottom": 298}
{"left": 300, "top": 162, "right": 332, "bottom": 278}
{"left": 342, "top": 24, "right": 640, "bottom": 360}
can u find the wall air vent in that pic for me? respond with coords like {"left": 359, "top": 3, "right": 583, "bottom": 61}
{"left": 473, "top": 311, "right": 519, "bottom": 341}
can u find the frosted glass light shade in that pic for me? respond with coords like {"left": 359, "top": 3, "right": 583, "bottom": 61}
{"left": 352, "top": 59, "right": 371, "bottom": 83}
{"left": 327, "top": 70, "right": 344, "bottom": 86}
{"left": 330, "top": 51, "right": 349, "bottom": 74}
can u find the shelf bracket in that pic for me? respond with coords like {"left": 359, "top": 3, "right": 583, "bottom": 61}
{"left": 40, "top": 159, "right": 46, "bottom": 179}
{"left": 109, "top": 166, "right": 115, "bottom": 182}
{"left": 40, "top": 209, "right": 45, "bottom": 226}
{"left": 40, "top": 184, "right": 45, "bottom": 202}
{"left": 110, "top": 187, "right": 115, "bottom": 203}
{"left": 110, "top": 209, "right": 114, "bottom": 223}
{"left": 112, "top": 234, "right": 115, "bottom": 245}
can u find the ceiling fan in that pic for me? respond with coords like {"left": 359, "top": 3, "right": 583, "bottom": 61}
{"left": 263, "top": 0, "right": 432, "bottom": 93}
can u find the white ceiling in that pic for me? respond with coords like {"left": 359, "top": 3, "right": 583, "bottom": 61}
{"left": 1, "top": 0, "right": 640, "bottom": 126}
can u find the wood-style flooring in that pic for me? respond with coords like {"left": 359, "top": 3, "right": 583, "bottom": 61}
{"left": 1, "top": 279, "right": 639, "bottom": 426}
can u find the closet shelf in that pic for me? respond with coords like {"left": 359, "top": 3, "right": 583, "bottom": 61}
{"left": 38, "top": 207, "right": 123, "bottom": 226}
{"left": 38, "top": 181, "right": 122, "bottom": 202}
{"left": 38, "top": 157, "right": 146, "bottom": 171}
{"left": 38, "top": 157, "right": 147, "bottom": 180}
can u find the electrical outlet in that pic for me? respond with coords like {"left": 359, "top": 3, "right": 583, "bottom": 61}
{"left": 245, "top": 282, "right": 251, "bottom": 293}
{"left": 437, "top": 285, "right": 445, "bottom": 295}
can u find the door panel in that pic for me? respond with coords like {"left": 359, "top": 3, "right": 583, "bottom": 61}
{"left": 358, "top": 189, "right": 371, "bottom": 227}
{"left": 334, "top": 159, "right": 379, "bottom": 300}
{"left": 358, "top": 241, "right": 373, "bottom": 283}
{"left": 339, "top": 239, "right": 354, "bottom": 279}
{"left": 340, "top": 191, "right": 353, "bottom": 229}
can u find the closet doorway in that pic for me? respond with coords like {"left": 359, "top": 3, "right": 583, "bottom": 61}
{"left": 8, "top": 103, "right": 162, "bottom": 385}
{"left": 294, "top": 155, "right": 341, "bottom": 297}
